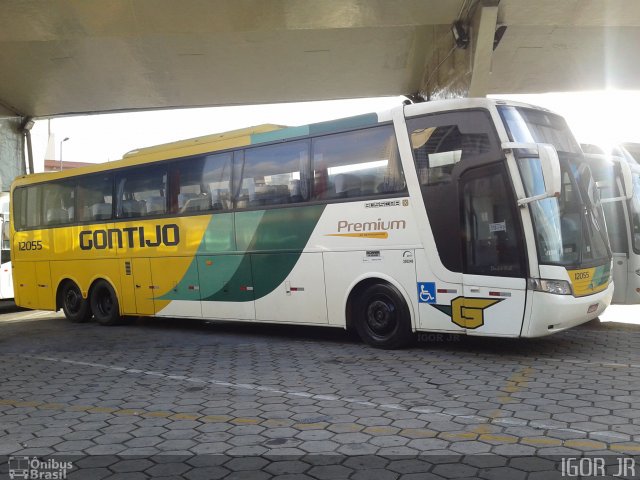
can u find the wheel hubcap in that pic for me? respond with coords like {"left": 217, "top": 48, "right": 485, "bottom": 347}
{"left": 65, "top": 288, "right": 82, "bottom": 313}
{"left": 366, "top": 298, "right": 397, "bottom": 336}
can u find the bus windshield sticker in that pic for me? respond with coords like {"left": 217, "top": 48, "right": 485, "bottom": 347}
{"left": 489, "top": 221, "right": 506, "bottom": 233}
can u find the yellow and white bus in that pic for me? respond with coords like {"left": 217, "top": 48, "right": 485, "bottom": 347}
{"left": 11, "top": 99, "right": 613, "bottom": 348}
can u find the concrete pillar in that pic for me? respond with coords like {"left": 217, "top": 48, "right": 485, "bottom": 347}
{"left": 0, "top": 117, "right": 26, "bottom": 192}
{"left": 419, "top": 1, "right": 499, "bottom": 100}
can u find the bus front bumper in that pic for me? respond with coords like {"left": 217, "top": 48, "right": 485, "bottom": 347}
{"left": 524, "top": 282, "right": 614, "bottom": 337}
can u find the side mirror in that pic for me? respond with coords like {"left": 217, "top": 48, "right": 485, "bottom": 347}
{"left": 502, "top": 142, "right": 561, "bottom": 206}
{"left": 599, "top": 157, "right": 635, "bottom": 204}
{"left": 538, "top": 144, "right": 562, "bottom": 199}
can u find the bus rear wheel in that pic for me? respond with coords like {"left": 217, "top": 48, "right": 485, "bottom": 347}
{"left": 355, "top": 283, "right": 414, "bottom": 349}
{"left": 61, "top": 281, "right": 91, "bottom": 323}
{"left": 90, "top": 280, "right": 121, "bottom": 326}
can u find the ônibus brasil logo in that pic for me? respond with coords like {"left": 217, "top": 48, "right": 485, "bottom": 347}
{"left": 8, "top": 456, "right": 73, "bottom": 479}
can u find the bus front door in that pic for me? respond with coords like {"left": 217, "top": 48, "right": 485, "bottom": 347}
{"left": 460, "top": 165, "right": 527, "bottom": 336}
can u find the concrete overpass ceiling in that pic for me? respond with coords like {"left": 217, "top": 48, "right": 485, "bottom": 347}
{"left": 0, "top": 0, "right": 459, "bottom": 117}
{"left": 490, "top": 0, "right": 640, "bottom": 93}
{"left": 2, "top": 0, "right": 640, "bottom": 117}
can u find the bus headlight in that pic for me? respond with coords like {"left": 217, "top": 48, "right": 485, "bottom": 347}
{"left": 528, "top": 278, "right": 572, "bottom": 295}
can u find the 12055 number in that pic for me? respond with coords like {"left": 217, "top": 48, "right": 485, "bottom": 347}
{"left": 18, "top": 240, "right": 43, "bottom": 251}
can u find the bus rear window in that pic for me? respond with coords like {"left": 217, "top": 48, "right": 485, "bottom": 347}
{"left": 14, "top": 185, "right": 42, "bottom": 230}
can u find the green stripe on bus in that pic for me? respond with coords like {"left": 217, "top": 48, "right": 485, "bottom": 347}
{"left": 309, "top": 113, "right": 379, "bottom": 136}
{"left": 248, "top": 114, "right": 379, "bottom": 146}
{"left": 160, "top": 204, "right": 326, "bottom": 302}
{"left": 251, "top": 126, "right": 310, "bottom": 144}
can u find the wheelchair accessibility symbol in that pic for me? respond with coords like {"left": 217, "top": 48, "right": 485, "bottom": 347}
{"left": 417, "top": 282, "right": 436, "bottom": 303}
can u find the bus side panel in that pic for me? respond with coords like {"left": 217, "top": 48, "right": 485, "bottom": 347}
{"left": 199, "top": 254, "right": 255, "bottom": 320}
{"left": 35, "top": 261, "right": 54, "bottom": 309}
{"left": 12, "top": 228, "right": 47, "bottom": 309}
{"left": 323, "top": 249, "right": 418, "bottom": 328}
{"left": 150, "top": 257, "right": 202, "bottom": 317}
{"left": 13, "top": 261, "right": 36, "bottom": 308}
{"left": 49, "top": 259, "right": 122, "bottom": 308}
{"left": 253, "top": 252, "right": 328, "bottom": 324}
{"left": 118, "top": 259, "right": 137, "bottom": 315}
{"left": 413, "top": 249, "right": 465, "bottom": 334}
{"left": 131, "top": 258, "right": 154, "bottom": 315}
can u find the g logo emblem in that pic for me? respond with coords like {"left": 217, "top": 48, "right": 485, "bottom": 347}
{"left": 450, "top": 297, "right": 501, "bottom": 329}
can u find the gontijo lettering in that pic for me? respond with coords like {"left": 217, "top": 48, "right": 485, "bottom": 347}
{"left": 79, "top": 224, "right": 180, "bottom": 250}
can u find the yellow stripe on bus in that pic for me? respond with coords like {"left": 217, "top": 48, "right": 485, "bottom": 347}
{"left": 325, "top": 232, "right": 389, "bottom": 239}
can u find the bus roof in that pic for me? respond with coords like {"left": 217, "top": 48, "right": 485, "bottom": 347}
{"left": 12, "top": 112, "right": 381, "bottom": 189}
{"left": 11, "top": 98, "right": 553, "bottom": 189}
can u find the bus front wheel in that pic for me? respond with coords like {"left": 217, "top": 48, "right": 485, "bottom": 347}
{"left": 90, "top": 280, "right": 121, "bottom": 326}
{"left": 60, "top": 281, "right": 91, "bottom": 323}
{"left": 355, "top": 283, "right": 414, "bottom": 349}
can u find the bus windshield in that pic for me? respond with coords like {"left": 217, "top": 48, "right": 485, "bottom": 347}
{"left": 499, "top": 106, "right": 610, "bottom": 266}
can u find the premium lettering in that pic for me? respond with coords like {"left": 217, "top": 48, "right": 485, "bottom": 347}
{"left": 337, "top": 219, "right": 406, "bottom": 232}
{"left": 79, "top": 224, "right": 180, "bottom": 250}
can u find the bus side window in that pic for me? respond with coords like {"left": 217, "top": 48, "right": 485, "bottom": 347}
{"left": 169, "top": 152, "right": 233, "bottom": 214}
{"left": 77, "top": 174, "right": 113, "bottom": 222}
{"left": 411, "top": 125, "right": 492, "bottom": 186}
{"left": 42, "top": 181, "right": 75, "bottom": 226}
{"left": 14, "top": 187, "right": 28, "bottom": 230}
{"left": 311, "top": 126, "right": 406, "bottom": 201}
{"left": 235, "top": 140, "right": 310, "bottom": 209}
{"left": 116, "top": 166, "right": 167, "bottom": 218}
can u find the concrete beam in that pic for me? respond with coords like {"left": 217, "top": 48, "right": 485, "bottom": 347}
{"left": 468, "top": 6, "right": 499, "bottom": 97}
{"left": 418, "top": 1, "right": 501, "bottom": 100}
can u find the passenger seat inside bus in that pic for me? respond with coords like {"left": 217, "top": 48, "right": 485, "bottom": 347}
{"left": 46, "top": 208, "right": 69, "bottom": 225}
{"left": 289, "top": 180, "right": 303, "bottom": 203}
{"left": 145, "top": 196, "right": 166, "bottom": 215}
{"left": 334, "top": 174, "right": 362, "bottom": 198}
{"left": 90, "top": 203, "right": 112, "bottom": 220}
{"left": 178, "top": 193, "right": 211, "bottom": 212}
{"left": 121, "top": 199, "right": 145, "bottom": 217}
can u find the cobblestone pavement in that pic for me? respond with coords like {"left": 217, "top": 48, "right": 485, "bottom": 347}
{"left": 1, "top": 304, "right": 640, "bottom": 479}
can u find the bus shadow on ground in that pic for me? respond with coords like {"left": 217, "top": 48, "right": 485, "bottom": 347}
{"left": 0, "top": 300, "right": 27, "bottom": 314}
{"left": 124, "top": 315, "right": 640, "bottom": 357}
{"left": 132, "top": 315, "right": 358, "bottom": 346}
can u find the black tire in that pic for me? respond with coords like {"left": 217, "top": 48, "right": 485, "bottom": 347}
{"left": 90, "top": 280, "right": 121, "bottom": 326}
{"left": 354, "top": 283, "right": 414, "bottom": 349}
{"left": 60, "top": 281, "right": 92, "bottom": 323}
